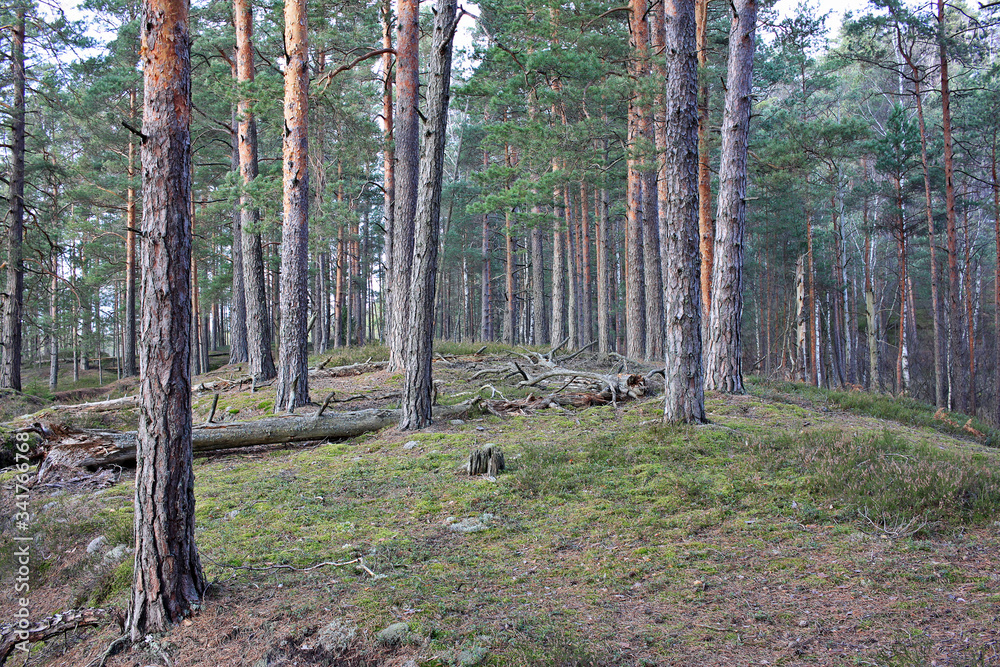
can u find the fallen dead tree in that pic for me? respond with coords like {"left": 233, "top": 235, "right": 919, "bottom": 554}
{"left": 310, "top": 357, "right": 389, "bottom": 377}
{"left": 46, "top": 395, "right": 139, "bottom": 412}
{"left": 516, "top": 367, "right": 648, "bottom": 405}
{"left": 483, "top": 392, "right": 613, "bottom": 416}
{"left": 27, "top": 401, "right": 480, "bottom": 475}
{"left": 0, "top": 607, "right": 116, "bottom": 665}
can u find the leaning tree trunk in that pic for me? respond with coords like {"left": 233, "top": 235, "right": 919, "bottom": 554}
{"left": 275, "top": 0, "right": 310, "bottom": 412}
{"left": 705, "top": 0, "right": 756, "bottom": 393}
{"left": 1, "top": 8, "right": 26, "bottom": 392}
{"left": 131, "top": 0, "right": 206, "bottom": 639}
{"left": 388, "top": 0, "right": 420, "bottom": 372}
{"left": 235, "top": 0, "right": 275, "bottom": 382}
{"left": 660, "top": 0, "right": 706, "bottom": 423}
{"left": 400, "top": 0, "right": 458, "bottom": 430}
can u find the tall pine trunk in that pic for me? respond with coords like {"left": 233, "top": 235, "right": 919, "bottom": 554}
{"left": 130, "top": 0, "right": 205, "bottom": 638}
{"left": 381, "top": 0, "right": 395, "bottom": 345}
{"left": 123, "top": 89, "right": 138, "bottom": 377}
{"left": 275, "top": 0, "right": 310, "bottom": 412}
{"left": 939, "top": 0, "right": 966, "bottom": 413}
{"left": 530, "top": 218, "right": 548, "bottom": 345}
{"left": 235, "top": 0, "right": 275, "bottom": 381}
{"left": 400, "top": 0, "right": 457, "bottom": 430}
{"left": 625, "top": 0, "right": 649, "bottom": 360}
{"left": 1, "top": 8, "right": 25, "bottom": 391}
{"left": 661, "top": 0, "right": 706, "bottom": 423}
{"left": 705, "top": 0, "right": 756, "bottom": 393}
{"left": 228, "top": 105, "right": 248, "bottom": 363}
{"left": 388, "top": 0, "right": 420, "bottom": 371}
{"left": 696, "top": 0, "right": 714, "bottom": 318}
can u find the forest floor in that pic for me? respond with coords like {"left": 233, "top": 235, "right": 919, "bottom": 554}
{"left": 2, "top": 343, "right": 1000, "bottom": 667}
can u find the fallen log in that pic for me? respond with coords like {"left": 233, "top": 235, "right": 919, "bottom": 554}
{"left": 0, "top": 607, "right": 116, "bottom": 665}
{"left": 310, "top": 360, "right": 389, "bottom": 377}
{"left": 47, "top": 395, "right": 138, "bottom": 412}
{"left": 31, "top": 401, "right": 480, "bottom": 472}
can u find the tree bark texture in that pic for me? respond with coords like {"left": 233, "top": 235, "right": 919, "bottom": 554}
{"left": 552, "top": 182, "right": 566, "bottom": 346}
{"left": 938, "top": 0, "right": 966, "bottom": 413}
{"left": 388, "top": 0, "right": 420, "bottom": 372}
{"left": 381, "top": 0, "right": 396, "bottom": 346}
{"left": 235, "top": 0, "right": 276, "bottom": 382}
{"left": 504, "top": 207, "right": 517, "bottom": 345}
{"left": 228, "top": 105, "right": 249, "bottom": 364}
{"left": 1, "top": 8, "right": 26, "bottom": 392}
{"left": 625, "top": 0, "right": 649, "bottom": 360}
{"left": 596, "top": 186, "right": 611, "bottom": 354}
{"left": 705, "top": 0, "right": 756, "bottom": 393}
{"left": 400, "top": 0, "right": 457, "bottom": 430}
{"left": 131, "top": 0, "right": 206, "bottom": 639}
{"left": 49, "top": 248, "right": 59, "bottom": 392}
{"left": 696, "top": 0, "right": 713, "bottom": 320}
{"left": 275, "top": 0, "right": 310, "bottom": 412}
{"left": 660, "top": 0, "right": 706, "bottom": 423}
{"left": 123, "top": 89, "right": 138, "bottom": 377}
{"left": 530, "top": 216, "right": 548, "bottom": 345}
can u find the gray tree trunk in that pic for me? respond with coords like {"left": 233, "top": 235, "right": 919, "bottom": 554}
{"left": 228, "top": 106, "right": 249, "bottom": 364}
{"left": 530, "top": 218, "right": 548, "bottom": 345}
{"left": 236, "top": 0, "right": 275, "bottom": 381}
{"left": 400, "top": 0, "right": 458, "bottom": 429}
{"left": 596, "top": 185, "right": 611, "bottom": 354}
{"left": 704, "top": 0, "right": 756, "bottom": 393}
{"left": 1, "top": 8, "right": 25, "bottom": 391}
{"left": 660, "top": 0, "right": 705, "bottom": 423}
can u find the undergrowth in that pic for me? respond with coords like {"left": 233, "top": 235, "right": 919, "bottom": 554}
{"left": 750, "top": 377, "right": 1000, "bottom": 447}
{"left": 750, "top": 429, "right": 1000, "bottom": 533}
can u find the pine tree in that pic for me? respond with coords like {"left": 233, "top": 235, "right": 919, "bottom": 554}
{"left": 130, "top": 0, "right": 205, "bottom": 638}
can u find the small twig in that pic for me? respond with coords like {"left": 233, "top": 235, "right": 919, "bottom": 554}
{"left": 475, "top": 345, "right": 487, "bottom": 355}
{"left": 478, "top": 384, "right": 507, "bottom": 401}
{"left": 317, "top": 391, "right": 336, "bottom": 417}
{"left": 557, "top": 339, "right": 597, "bottom": 363}
{"left": 92, "top": 634, "right": 130, "bottom": 667}
{"left": 204, "top": 554, "right": 379, "bottom": 577}
{"left": 470, "top": 367, "right": 508, "bottom": 380}
{"left": 693, "top": 623, "right": 726, "bottom": 632}
{"left": 545, "top": 336, "right": 571, "bottom": 361}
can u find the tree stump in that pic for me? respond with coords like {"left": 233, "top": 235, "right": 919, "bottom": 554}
{"left": 468, "top": 444, "right": 505, "bottom": 476}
